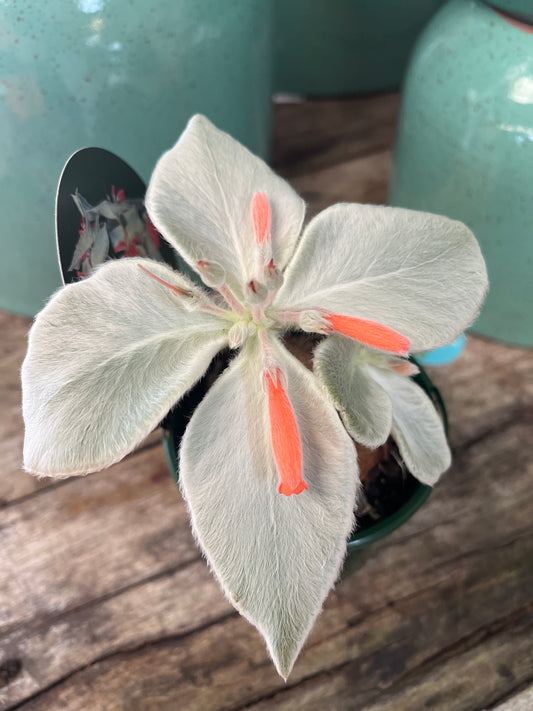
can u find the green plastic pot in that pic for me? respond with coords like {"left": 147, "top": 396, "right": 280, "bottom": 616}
{"left": 162, "top": 352, "right": 447, "bottom": 555}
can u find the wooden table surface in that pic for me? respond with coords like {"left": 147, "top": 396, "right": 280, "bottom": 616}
{"left": 1, "top": 95, "right": 532, "bottom": 711}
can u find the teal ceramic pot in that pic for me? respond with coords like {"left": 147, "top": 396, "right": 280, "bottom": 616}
{"left": 389, "top": 0, "right": 533, "bottom": 346}
{"left": 162, "top": 356, "right": 445, "bottom": 556}
{"left": 0, "top": 0, "right": 272, "bottom": 317}
{"left": 273, "top": 0, "right": 447, "bottom": 95}
{"left": 489, "top": 1, "right": 533, "bottom": 23}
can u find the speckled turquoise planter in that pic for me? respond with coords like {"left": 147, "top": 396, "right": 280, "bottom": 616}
{"left": 390, "top": 0, "right": 533, "bottom": 346}
{"left": 274, "top": 0, "right": 447, "bottom": 95}
{"left": 0, "top": 0, "right": 272, "bottom": 317}
{"left": 489, "top": 0, "right": 533, "bottom": 23}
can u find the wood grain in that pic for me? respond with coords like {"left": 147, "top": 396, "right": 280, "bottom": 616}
{"left": 272, "top": 93, "right": 399, "bottom": 179}
{"left": 1, "top": 444, "right": 195, "bottom": 637}
{"left": 490, "top": 685, "right": 533, "bottom": 711}
{"left": 1, "top": 95, "right": 532, "bottom": 711}
{"left": 6, "top": 418, "right": 532, "bottom": 710}
{"left": 0, "top": 311, "right": 33, "bottom": 505}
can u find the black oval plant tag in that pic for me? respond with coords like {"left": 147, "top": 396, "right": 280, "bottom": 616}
{"left": 55, "top": 147, "right": 175, "bottom": 285}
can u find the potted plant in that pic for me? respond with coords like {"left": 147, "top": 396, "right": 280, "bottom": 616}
{"left": 21, "top": 115, "right": 487, "bottom": 678}
{"left": 161, "top": 338, "right": 446, "bottom": 556}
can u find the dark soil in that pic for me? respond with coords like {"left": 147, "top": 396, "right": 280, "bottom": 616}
{"left": 354, "top": 440, "right": 419, "bottom": 532}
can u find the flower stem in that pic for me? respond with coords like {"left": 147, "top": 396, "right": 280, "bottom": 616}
{"left": 218, "top": 284, "right": 246, "bottom": 315}
{"left": 270, "top": 309, "right": 301, "bottom": 326}
{"left": 198, "top": 298, "right": 235, "bottom": 320}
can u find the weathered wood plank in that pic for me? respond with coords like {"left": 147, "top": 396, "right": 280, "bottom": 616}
{"left": 9, "top": 420, "right": 533, "bottom": 710}
{"left": 272, "top": 93, "right": 400, "bottom": 179}
{"left": 13, "top": 536, "right": 532, "bottom": 711}
{"left": 0, "top": 444, "right": 195, "bottom": 637}
{"left": 0, "top": 312, "right": 33, "bottom": 505}
{"left": 291, "top": 150, "right": 392, "bottom": 219}
{"left": 247, "top": 610, "right": 533, "bottom": 711}
{"left": 0, "top": 561, "right": 232, "bottom": 710}
{"left": 428, "top": 336, "right": 533, "bottom": 450}
{"left": 490, "top": 684, "right": 533, "bottom": 711}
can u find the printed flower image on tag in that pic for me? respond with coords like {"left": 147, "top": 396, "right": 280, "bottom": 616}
{"left": 69, "top": 187, "right": 165, "bottom": 279}
{"left": 56, "top": 147, "right": 176, "bottom": 285}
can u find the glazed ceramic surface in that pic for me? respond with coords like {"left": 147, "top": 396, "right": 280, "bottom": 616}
{"left": 274, "top": 0, "right": 446, "bottom": 95}
{"left": 390, "top": 0, "right": 533, "bottom": 346}
{"left": 0, "top": 0, "right": 272, "bottom": 316}
{"left": 489, "top": 0, "right": 533, "bottom": 23}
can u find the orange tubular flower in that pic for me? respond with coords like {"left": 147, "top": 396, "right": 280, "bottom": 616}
{"left": 323, "top": 312, "right": 410, "bottom": 356}
{"left": 265, "top": 369, "right": 307, "bottom": 496}
{"left": 251, "top": 191, "right": 272, "bottom": 245}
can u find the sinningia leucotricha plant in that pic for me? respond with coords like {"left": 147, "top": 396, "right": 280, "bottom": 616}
{"left": 22, "top": 115, "right": 488, "bottom": 678}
